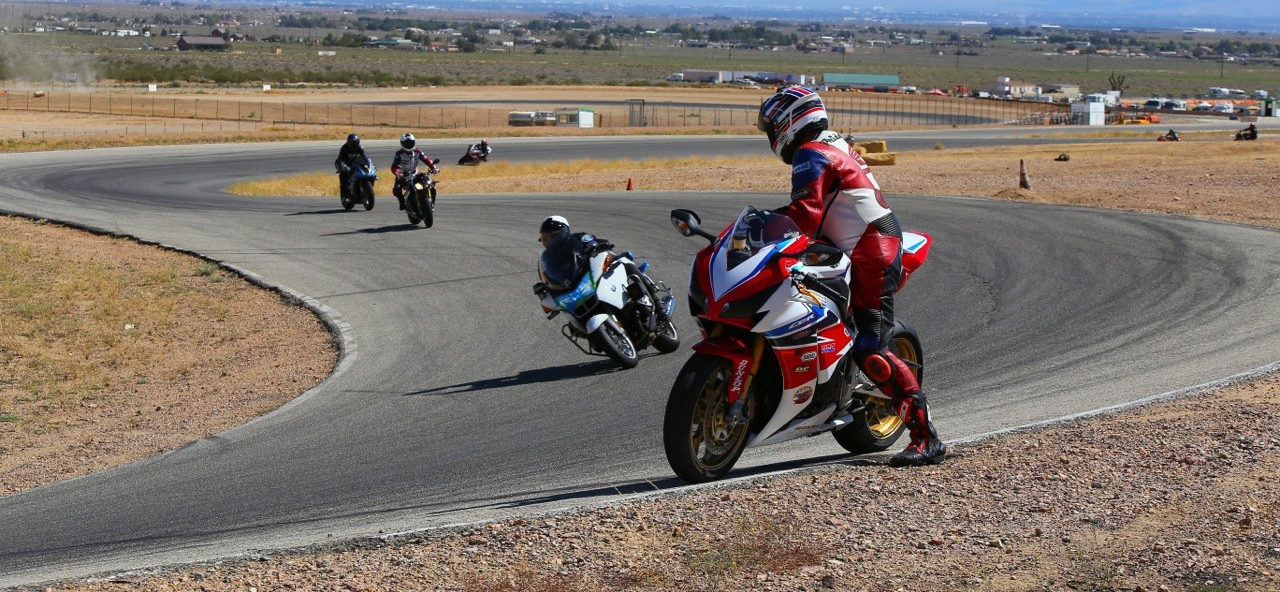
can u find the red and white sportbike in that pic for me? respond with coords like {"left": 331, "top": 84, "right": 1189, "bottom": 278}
{"left": 663, "top": 207, "right": 931, "bottom": 483}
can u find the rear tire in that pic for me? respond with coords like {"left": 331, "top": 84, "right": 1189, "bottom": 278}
{"left": 594, "top": 318, "right": 638, "bottom": 369}
{"left": 663, "top": 353, "right": 749, "bottom": 483}
{"left": 831, "top": 320, "right": 922, "bottom": 454}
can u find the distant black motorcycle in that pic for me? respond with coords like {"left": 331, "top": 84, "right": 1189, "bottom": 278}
{"left": 1235, "top": 126, "right": 1258, "bottom": 141}
{"left": 338, "top": 154, "right": 377, "bottom": 211}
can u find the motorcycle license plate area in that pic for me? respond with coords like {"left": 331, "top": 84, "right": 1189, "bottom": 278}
{"left": 554, "top": 273, "right": 595, "bottom": 312}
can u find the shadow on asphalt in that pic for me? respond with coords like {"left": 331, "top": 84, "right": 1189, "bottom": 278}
{"left": 407, "top": 359, "right": 622, "bottom": 396}
{"left": 321, "top": 223, "right": 426, "bottom": 236}
{"left": 446, "top": 453, "right": 884, "bottom": 513}
{"left": 284, "top": 208, "right": 356, "bottom": 216}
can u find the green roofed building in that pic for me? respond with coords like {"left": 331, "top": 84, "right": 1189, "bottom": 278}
{"left": 823, "top": 73, "right": 901, "bottom": 91}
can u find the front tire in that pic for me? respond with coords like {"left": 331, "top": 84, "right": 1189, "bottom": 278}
{"left": 653, "top": 319, "right": 680, "bottom": 353}
{"left": 594, "top": 318, "right": 638, "bottom": 369}
{"left": 831, "top": 320, "right": 923, "bottom": 454}
{"left": 340, "top": 182, "right": 355, "bottom": 210}
{"left": 406, "top": 188, "right": 421, "bottom": 224}
{"left": 420, "top": 187, "right": 435, "bottom": 228}
{"left": 663, "top": 353, "right": 750, "bottom": 483}
{"left": 358, "top": 181, "right": 375, "bottom": 211}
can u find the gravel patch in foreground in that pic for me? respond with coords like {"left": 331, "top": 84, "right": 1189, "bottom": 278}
{"left": 46, "top": 374, "right": 1279, "bottom": 592}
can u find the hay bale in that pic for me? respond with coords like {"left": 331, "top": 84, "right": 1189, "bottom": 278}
{"left": 853, "top": 144, "right": 868, "bottom": 156}
{"left": 863, "top": 152, "right": 897, "bottom": 166}
{"left": 855, "top": 140, "right": 888, "bottom": 154}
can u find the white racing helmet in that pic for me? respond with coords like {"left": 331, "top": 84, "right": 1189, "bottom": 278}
{"left": 757, "top": 86, "right": 829, "bottom": 164}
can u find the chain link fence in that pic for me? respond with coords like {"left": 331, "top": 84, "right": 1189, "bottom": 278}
{"left": 1, "top": 89, "right": 1072, "bottom": 137}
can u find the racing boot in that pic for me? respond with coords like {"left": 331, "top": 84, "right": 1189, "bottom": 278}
{"left": 393, "top": 184, "right": 407, "bottom": 210}
{"left": 889, "top": 391, "right": 946, "bottom": 467}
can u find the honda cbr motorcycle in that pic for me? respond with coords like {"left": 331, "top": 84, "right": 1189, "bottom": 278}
{"left": 338, "top": 155, "right": 378, "bottom": 211}
{"left": 457, "top": 142, "right": 492, "bottom": 166}
{"left": 534, "top": 246, "right": 679, "bottom": 368}
{"left": 663, "top": 207, "right": 931, "bottom": 483}
{"left": 399, "top": 159, "right": 440, "bottom": 227}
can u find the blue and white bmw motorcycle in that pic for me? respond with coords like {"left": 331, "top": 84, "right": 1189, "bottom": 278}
{"left": 534, "top": 247, "right": 679, "bottom": 368}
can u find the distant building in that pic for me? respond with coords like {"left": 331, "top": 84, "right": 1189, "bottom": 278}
{"left": 822, "top": 73, "right": 901, "bottom": 92}
{"left": 361, "top": 36, "right": 422, "bottom": 50}
{"left": 176, "top": 36, "right": 227, "bottom": 51}
{"left": 980, "top": 77, "right": 1041, "bottom": 98}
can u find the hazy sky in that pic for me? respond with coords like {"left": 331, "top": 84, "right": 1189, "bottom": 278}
{"left": 689, "top": 0, "right": 1278, "bottom": 18}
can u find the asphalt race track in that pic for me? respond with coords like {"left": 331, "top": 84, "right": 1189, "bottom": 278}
{"left": 0, "top": 134, "right": 1277, "bottom": 588}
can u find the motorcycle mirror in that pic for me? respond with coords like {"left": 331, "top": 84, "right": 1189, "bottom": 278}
{"left": 801, "top": 242, "right": 843, "bottom": 266}
{"left": 671, "top": 209, "right": 715, "bottom": 243}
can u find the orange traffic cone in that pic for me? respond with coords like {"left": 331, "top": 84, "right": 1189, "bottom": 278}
{"left": 626, "top": 177, "right": 633, "bottom": 191}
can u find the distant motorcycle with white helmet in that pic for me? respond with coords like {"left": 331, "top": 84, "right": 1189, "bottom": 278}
{"left": 533, "top": 216, "right": 680, "bottom": 369}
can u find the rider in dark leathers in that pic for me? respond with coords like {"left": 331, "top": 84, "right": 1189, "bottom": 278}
{"left": 334, "top": 134, "right": 368, "bottom": 195}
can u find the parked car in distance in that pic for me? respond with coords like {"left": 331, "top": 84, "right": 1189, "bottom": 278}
{"left": 1192, "top": 102, "right": 1214, "bottom": 111}
{"left": 1212, "top": 102, "right": 1235, "bottom": 113}
{"left": 1162, "top": 99, "right": 1187, "bottom": 111}
{"left": 1143, "top": 98, "right": 1164, "bottom": 110}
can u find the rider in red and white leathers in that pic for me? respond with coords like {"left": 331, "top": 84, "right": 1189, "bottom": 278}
{"left": 390, "top": 132, "right": 439, "bottom": 210}
{"left": 758, "top": 85, "right": 945, "bottom": 467}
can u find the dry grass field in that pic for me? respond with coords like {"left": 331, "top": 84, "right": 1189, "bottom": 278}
{"left": 0, "top": 218, "right": 336, "bottom": 495}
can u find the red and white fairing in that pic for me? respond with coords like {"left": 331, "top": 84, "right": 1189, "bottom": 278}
{"left": 688, "top": 207, "right": 931, "bottom": 447}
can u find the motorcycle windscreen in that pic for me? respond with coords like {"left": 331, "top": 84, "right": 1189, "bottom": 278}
{"left": 539, "top": 247, "right": 580, "bottom": 290}
{"left": 722, "top": 206, "right": 802, "bottom": 268}
{"left": 553, "top": 271, "right": 596, "bottom": 312}
{"left": 708, "top": 207, "right": 802, "bottom": 301}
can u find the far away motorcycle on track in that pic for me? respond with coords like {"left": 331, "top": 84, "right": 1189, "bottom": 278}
{"left": 663, "top": 207, "right": 931, "bottom": 483}
{"left": 457, "top": 142, "right": 492, "bottom": 166}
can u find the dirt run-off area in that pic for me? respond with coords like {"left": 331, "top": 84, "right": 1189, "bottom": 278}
{"left": 1, "top": 128, "right": 1278, "bottom": 591}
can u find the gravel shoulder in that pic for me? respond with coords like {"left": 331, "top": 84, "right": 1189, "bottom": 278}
{"left": 3, "top": 133, "right": 1277, "bottom": 591}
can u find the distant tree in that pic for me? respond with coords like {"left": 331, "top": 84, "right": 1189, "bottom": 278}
{"left": 1108, "top": 72, "right": 1129, "bottom": 93}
